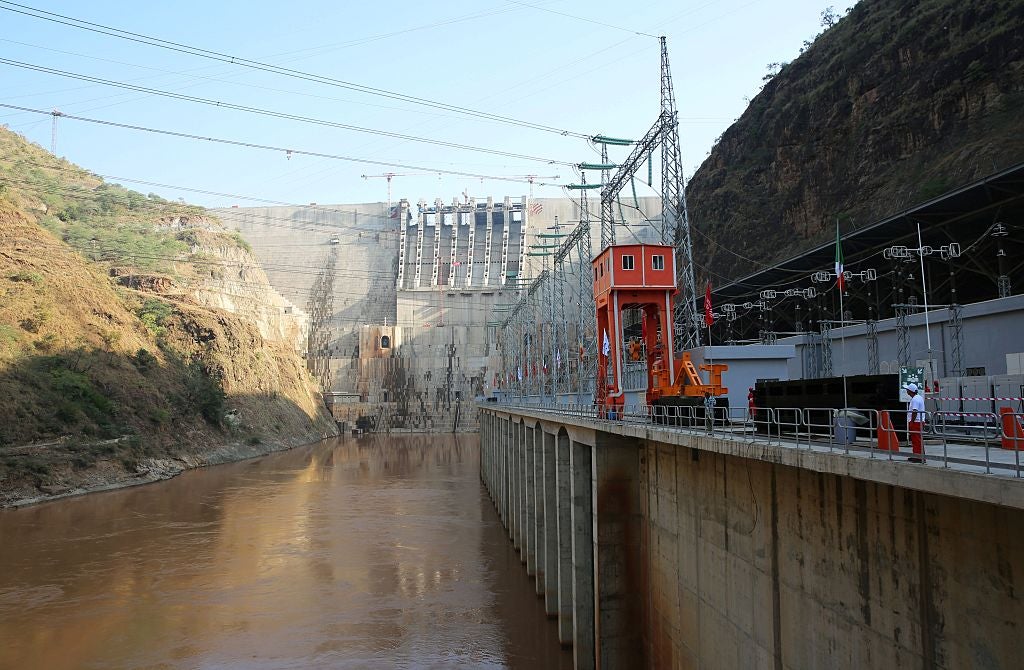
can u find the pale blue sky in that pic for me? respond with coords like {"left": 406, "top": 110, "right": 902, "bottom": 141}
{"left": 0, "top": 0, "right": 834, "bottom": 207}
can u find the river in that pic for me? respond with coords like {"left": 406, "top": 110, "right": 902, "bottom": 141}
{"left": 0, "top": 435, "right": 571, "bottom": 669}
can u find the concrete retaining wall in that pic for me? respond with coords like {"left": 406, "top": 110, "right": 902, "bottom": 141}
{"left": 479, "top": 407, "right": 1024, "bottom": 669}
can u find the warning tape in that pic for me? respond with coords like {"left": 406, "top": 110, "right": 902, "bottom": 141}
{"left": 936, "top": 411, "right": 1004, "bottom": 418}
{"left": 933, "top": 397, "right": 1024, "bottom": 402}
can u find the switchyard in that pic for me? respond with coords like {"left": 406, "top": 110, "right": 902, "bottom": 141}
{"left": 216, "top": 45, "right": 1024, "bottom": 438}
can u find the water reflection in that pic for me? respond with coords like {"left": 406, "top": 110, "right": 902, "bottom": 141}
{"left": 0, "top": 435, "right": 570, "bottom": 669}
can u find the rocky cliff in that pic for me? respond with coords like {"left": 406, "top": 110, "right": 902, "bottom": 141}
{"left": 0, "top": 127, "right": 337, "bottom": 506}
{"left": 686, "top": 0, "right": 1024, "bottom": 281}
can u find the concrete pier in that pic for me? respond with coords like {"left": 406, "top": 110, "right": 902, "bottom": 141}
{"left": 479, "top": 406, "right": 1024, "bottom": 670}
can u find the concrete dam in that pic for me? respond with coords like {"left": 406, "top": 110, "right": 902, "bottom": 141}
{"left": 218, "top": 196, "right": 661, "bottom": 432}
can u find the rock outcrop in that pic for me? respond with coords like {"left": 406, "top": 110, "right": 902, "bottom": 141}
{"left": 686, "top": 0, "right": 1024, "bottom": 281}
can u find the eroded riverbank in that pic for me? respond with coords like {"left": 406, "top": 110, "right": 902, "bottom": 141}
{"left": 0, "top": 430, "right": 335, "bottom": 509}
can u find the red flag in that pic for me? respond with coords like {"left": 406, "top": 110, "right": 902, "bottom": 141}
{"left": 704, "top": 282, "right": 714, "bottom": 327}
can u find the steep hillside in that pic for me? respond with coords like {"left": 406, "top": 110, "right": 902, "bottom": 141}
{"left": 687, "top": 0, "right": 1024, "bottom": 280}
{"left": 0, "top": 128, "right": 336, "bottom": 506}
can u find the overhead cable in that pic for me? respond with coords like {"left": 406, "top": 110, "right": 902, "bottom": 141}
{"left": 0, "top": 58, "right": 575, "bottom": 166}
{"left": 0, "top": 103, "right": 565, "bottom": 185}
{"left": 0, "top": 0, "right": 591, "bottom": 139}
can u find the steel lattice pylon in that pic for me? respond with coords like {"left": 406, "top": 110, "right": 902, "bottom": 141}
{"left": 949, "top": 303, "right": 964, "bottom": 377}
{"left": 660, "top": 37, "right": 700, "bottom": 352}
{"left": 819, "top": 320, "right": 833, "bottom": 377}
{"left": 306, "top": 245, "right": 337, "bottom": 393}
{"left": 597, "top": 37, "right": 700, "bottom": 351}
{"left": 866, "top": 319, "right": 879, "bottom": 374}
{"left": 895, "top": 305, "right": 911, "bottom": 368}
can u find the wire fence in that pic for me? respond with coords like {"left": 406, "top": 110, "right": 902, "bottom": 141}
{"left": 481, "top": 400, "right": 1024, "bottom": 479}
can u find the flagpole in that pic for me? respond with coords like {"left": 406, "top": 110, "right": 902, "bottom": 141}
{"left": 839, "top": 280, "right": 848, "bottom": 410}
{"left": 837, "top": 221, "right": 849, "bottom": 412}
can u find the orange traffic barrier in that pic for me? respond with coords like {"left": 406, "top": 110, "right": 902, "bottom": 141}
{"left": 877, "top": 410, "right": 900, "bottom": 452}
{"left": 1000, "top": 408, "right": 1024, "bottom": 450}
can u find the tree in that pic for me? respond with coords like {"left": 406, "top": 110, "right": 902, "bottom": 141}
{"left": 821, "top": 6, "right": 840, "bottom": 29}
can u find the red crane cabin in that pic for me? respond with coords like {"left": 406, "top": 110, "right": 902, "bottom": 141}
{"left": 592, "top": 244, "right": 677, "bottom": 410}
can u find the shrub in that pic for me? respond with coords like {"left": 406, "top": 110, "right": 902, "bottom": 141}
{"left": 148, "top": 407, "right": 169, "bottom": 426}
{"left": 230, "top": 231, "right": 252, "bottom": 253}
{"left": 132, "top": 348, "right": 158, "bottom": 372}
{"left": 33, "top": 333, "right": 58, "bottom": 352}
{"left": 136, "top": 299, "right": 173, "bottom": 336}
{"left": 8, "top": 270, "right": 43, "bottom": 284}
{"left": 185, "top": 360, "right": 225, "bottom": 426}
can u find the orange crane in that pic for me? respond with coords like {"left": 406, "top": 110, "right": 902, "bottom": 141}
{"left": 593, "top": 243, "right": 727, "bottom": 418}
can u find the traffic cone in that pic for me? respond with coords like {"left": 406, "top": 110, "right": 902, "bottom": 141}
{"left": 1000, "top": 408, "right": 1024, "bottom": 450}
{"left": 877, "top": 410, "right": 900, "bottom": 452}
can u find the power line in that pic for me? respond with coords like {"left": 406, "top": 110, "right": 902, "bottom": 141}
{"left": 504, "top": 0, "right": 660, "bottom": 38}
{"left": 0, "top": 103, "right": 568, "bottom": 185}
{"left": 0, "top": 58, "right": 576, "bottom": 166}
{"left": 0, "top": 0, "right": 591, "bottom": 140}
{"left": 0, "top": 37, "right": 523, "bottom": 123}
{"left": 0, "top": 159, "right": 552, "bottom": 240}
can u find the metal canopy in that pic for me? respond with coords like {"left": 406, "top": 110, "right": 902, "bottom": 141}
{"left": 713, "top": 161, "right": 1024, "bottom": 307}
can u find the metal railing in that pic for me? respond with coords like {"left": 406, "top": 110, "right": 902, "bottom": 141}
{"left": 482, "top": 399, "right": 1024, "bottom": 479}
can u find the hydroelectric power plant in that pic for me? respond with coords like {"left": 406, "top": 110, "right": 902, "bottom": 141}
{"left": 212, "top": 85, "right": 1024, "bottom": 670}
{"left": 2, "top": 1, "right": 1023, "bottom": 668}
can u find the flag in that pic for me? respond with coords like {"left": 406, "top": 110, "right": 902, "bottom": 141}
{"left": 528, "top": 202, "right": 543, "bottom": 216}
{"left": 602, "top": 329, "right": 610, "bottom": 356}
{"left": 517, "top": 366, "right": 522, "bottom": 381}
{"left": 556, "top": 349, "right": 562, "bottom": 370}
{"left": 579, "top": 343, "right": 585, "bottom": 360}
{"left": 834, "top": 223, "right": 845, "bottom": 292}
{"left": 704, "top": 282, "right": 714, "bottom": 327}
{"left": 543, "top": 361, "right": 549, "bottom": 375}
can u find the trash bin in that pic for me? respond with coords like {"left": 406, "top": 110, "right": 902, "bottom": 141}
{"left": 834, "top": 414, "right": 856, "bottom": 445}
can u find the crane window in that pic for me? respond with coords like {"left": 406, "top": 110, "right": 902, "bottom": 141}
{"left": 652, "top": 255, "right": 665, "bottom": 270}
{"left": 622, "top": 255, "right": 634, "bottom": 270}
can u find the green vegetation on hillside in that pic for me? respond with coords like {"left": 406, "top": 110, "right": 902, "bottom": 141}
{"left": 0, "top": 127, "right": 253, "bottom": 276}
{"left": 0, "top": 125, "right": 335, "bottom": 504}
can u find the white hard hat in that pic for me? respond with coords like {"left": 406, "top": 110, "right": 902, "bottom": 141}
{"left": 904, "top": 383, "right": 918, "bottom": 393}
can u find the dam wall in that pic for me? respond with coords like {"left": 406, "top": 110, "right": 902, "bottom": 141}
{"left": 218, "top": 196, "right": 663, "bottom": 431}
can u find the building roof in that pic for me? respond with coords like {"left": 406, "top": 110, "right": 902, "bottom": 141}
{"left": 712, "top": 161, "right": 1024, "bottom": 307}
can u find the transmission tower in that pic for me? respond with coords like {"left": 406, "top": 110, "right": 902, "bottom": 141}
{"left": 306, "top": 246, "right": 337, "bottom": 393}
{"left": 597, "top": 38, "right": 700, "bottom": 351}
{"left": 50, "top": 109, "right": 62, "bottom": 155}
{"left": 659, "top": 37, "right": 700, "bottom": 351}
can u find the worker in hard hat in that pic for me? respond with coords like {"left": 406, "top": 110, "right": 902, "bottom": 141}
{"left": 903, "top": 383, "right": 926, "bottom": 463}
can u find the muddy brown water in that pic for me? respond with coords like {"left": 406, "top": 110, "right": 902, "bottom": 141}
{"left": 0, "top": 435, "right": 571, "bottom": 669}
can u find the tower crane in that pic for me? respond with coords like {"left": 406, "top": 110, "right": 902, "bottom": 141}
{"left": 504, "top": 174, "right": 560, "bottom": 197}
{"left": 361, "top": 173, "right": 427, "bottom": 209}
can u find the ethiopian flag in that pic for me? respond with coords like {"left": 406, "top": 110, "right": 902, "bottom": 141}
{"left": 834, "top": 223, "right": 845, "bottom": 292}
